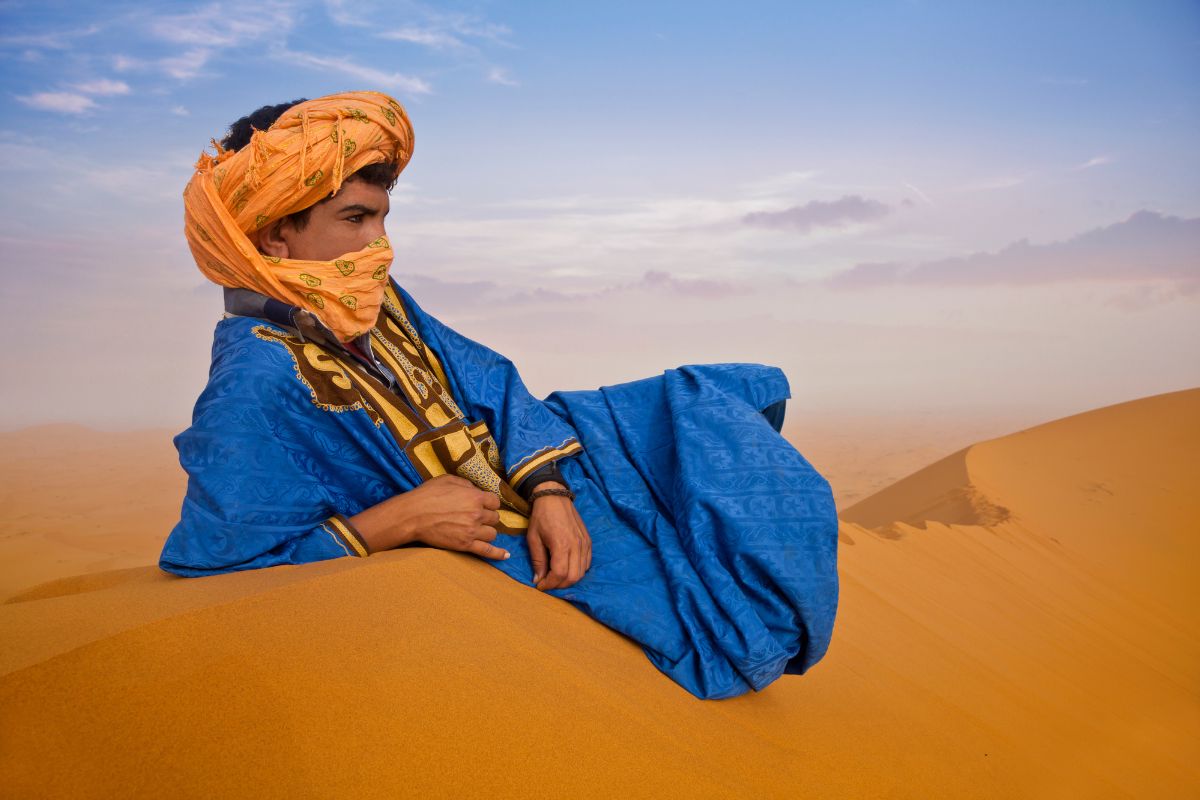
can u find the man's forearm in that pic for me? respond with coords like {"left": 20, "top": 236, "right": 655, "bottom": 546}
{"left": 348, "top": 493, "right": 422, "bottom": 554}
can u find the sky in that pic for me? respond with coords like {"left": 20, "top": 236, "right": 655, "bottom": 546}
{"left": 0, "top": 0, "right": 1197, "bottom": 430}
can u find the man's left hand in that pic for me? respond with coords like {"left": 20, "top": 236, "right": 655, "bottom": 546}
{"left": 527, "top": 483, "right": 592, "bottom": 591}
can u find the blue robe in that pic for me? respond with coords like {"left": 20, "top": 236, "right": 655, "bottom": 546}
{"left": 161, "top": 281, "right": 839, "bottom": 699}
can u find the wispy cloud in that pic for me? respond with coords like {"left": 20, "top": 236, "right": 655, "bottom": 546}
{"left": 828, "top": 211, "right": 1200, "bottom": 291}
{"left": 903, "top": 182, "right": 935, "bottom": 207}
{"left": 160, "top": 48, "right": 212, "bottom": 80}
{"left": 379, "top": 26, "right": 468, "bottom": 50}
{"left": 275, "top": 49, "right": 432, "bottom": 94}
{"left": 73, "top": 79, "right": 131, "bottom": 96}
{"left": 738, "top": 170, "right": 819, "bottom": 199}
{"left": 1074, "top": 154, "right": 1113, "bottom": 170}
{"left": 960, "top": 173, "right": 1033, "bottom": 192}
{"left": 111, "top": 48, "right": 211, "bottom": 80}
{"left": 0, "top": 25, "right": 101, "bottom": 50}
{"left": 15, "top": 92, "right": 97, "bottom": 114}
{"left": 389, "top": 268, "right": 749, "bottom": 311}
{"left": 742, "top": 195, "right": 891, "bottom": 233}
{"left": 112, "top": 54, "right": 143, "bottom": 72}
{"left": 146, "top": 2, "right": 297, "bottom": 48}
{"left": 328, "top": 0, "right": 515, "bottom": 88}
{"left": 486, "top": 67, "right": 519, "bottom": 87}
{"left": 611, "top": 270, "right": 745, "bottom": 298}
{"left": 137, "top": 2, "right": 298, "bottom": 80}
{"left": 329, "top": 0, "right": 513, "bottom": 46}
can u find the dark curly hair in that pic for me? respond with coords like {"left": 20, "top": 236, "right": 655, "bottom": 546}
{"left": 222, "top": 99, "right": 399, "bottom": 230}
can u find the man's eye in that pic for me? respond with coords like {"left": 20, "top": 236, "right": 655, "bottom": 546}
{"left": 346, "top": 214, "right": 364, "bottom": 223}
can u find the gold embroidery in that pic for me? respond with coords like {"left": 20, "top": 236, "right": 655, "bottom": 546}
{"left": 327, "top": 516, "right": 368, "bottom": 558}
{"left": 251, "top": 326, "right": 382, "bottom": 424}
{"left": 249, "top": 321, "right": 531, "bottom": 532}
{"left": 509, "top": 439, "right": 584, "bottom": 487}
{"left": 444, "top": 428, "right": 473, "bottom": 461}
{"left": 370, "top": 325, "right": 464, "bottom": 422}
{"left": 302, "top": 343, "right": 353, "bottom": 390}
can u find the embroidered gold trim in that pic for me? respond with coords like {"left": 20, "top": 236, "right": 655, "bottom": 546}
{"left": 327, "top": 516, "right": 369, "bottom": 557}
{"left": 509, "top": 439, "right": 584, "bottom": 487}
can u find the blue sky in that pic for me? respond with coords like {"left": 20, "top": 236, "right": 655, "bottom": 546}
{"left": 0, "top": 0, "right": 1197, "bottom": 428}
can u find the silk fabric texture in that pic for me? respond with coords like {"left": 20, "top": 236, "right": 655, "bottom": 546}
{"left": 183, "top": 91, "right": 414, "bottom": 342}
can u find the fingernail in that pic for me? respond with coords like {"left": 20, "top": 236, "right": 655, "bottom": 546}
{"left": 503, "top": 551, "right": 511, "bottom": 560}
{"left": 532, "top": 573, "right": 540, "bottom": 583}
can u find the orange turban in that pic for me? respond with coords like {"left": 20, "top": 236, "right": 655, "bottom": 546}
{"left": 183, "top": 91, "right": 415, "bottom": 342}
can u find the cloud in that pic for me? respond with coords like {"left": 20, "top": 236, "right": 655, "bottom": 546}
{"left": 330, "top": 1, "right": 513, "bottom": 47}
{"left": 1074, "top": 155, "right": 1113, "bottom": 171}
{"left": 73, "top": 79, "right": 131, "bottom": 96}
{"left": 738, "top": 170, "right": 819, "bottom": 199}
{"left": 138, "top": 2, "right": 298, "bottom": 80}
{"left": 15, "top": 92, "right": 97, "bottom": 114}
{"left": 160, "top": 48, "right": 212, "bottom": 80}
{"left": 146, "top": 2, "right": 296, "bottom": 48}
{"left": 960, "top": 173, "right": 1033, "bottom": 192}
{"left": 486, "top": 67, "right": 519, "bottom": 87}
{"left": 416, "top": 8, "right": 513, "bottom": 47}
{"left": 113, "top": 54, "right": 143, "bottom": 72}
{"left": 171, "top": 105, "right": 190, "bottom": 117}
{"left": 390, "top": 274, "right": 568, "bottom": 310}
{"left": 392, "top": 269, "right": 746, "bottom": 310}
{"left": 742, "top": 195, "right": 891, "bottom": 233}
{"left": 379, "top": 26, "right": 468, "bottom": 50}
{"left": 614, "top": 270, "right": 745, "bottom": 298}
{"left": 903, "top": 182, "right": 935, "bottom": 207}
{"left": 114, "top": 47, "right": 211, "bottom": 81}
{"left": 275, "top": 49, "right": 432, "bottom": 94}
{"left": 0, "top": 25, "right": 101, "bottom": 50}
{"left": 828, "top": 210, "right": 1200, "bottom": 291}
{"left": 328, "top": 0, "right": 514, "bottom": 86}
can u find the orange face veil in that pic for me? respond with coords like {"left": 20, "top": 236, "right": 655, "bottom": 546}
{"left": 183, "top": 91, "right": 414, "bottom": 342}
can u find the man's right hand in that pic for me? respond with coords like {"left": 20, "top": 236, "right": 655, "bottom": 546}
{"left": 349, "top": 475, "right": 508, "bottom": 560}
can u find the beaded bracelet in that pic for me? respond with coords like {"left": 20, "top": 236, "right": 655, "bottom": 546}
{"left": 528, "top": 487, "right": 576, "bottom": 502}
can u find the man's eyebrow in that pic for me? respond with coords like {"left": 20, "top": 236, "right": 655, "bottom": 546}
{"left": 336, "top": 203, "right": 379, "bottom": 215}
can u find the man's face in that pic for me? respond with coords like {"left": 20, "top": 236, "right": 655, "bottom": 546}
{"left": 257, "top": 178, "right": 390, "bottom": 262}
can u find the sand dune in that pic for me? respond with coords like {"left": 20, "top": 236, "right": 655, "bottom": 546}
{"left": 1, "top": 390, "right": 1197, "bottom": 797}
{"left": 0, "top": 412, "right": 1003, "bottom": 599}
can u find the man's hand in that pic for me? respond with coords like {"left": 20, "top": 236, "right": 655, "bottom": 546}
{"left": 349, "top": 474, "right": 508, "bottom": 560}
{"left": 527, "top": 482, "right": 592, "bottom": 590}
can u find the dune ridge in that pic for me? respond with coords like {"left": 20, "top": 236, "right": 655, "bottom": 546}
{"left": 1, "top": 390, "right": 1197, "bottom": 797}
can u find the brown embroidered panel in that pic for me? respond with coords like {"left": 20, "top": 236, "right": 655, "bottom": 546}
{"left": 252, "top": 325, "right": 423, "bottom": 443}
{"left": 253, "top": 322, "right": 529, "bottom": 532}
{"left": 406, "top": 421, "right": 531, "bottom": 534}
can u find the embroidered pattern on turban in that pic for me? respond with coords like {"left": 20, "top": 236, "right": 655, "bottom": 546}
{"left": 183, "top": 91, "right": 414, "bottom": 342}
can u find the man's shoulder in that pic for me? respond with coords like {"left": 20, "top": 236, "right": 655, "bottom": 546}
{"left": 209, "top": 316, "right": 312, "bottom": 391}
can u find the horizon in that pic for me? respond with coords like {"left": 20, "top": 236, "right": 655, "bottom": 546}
{"left": 1, "top": 0, "right": 1197, "bottom": 430}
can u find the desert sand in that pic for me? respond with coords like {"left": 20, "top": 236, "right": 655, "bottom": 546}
{"left": 1, "top": 389, "right": 1197, "bottom": 797}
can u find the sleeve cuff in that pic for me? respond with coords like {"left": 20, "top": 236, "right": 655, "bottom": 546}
{"left": 515, "top": 460, "right": 570, "bottom": 501}
{"left": 324, "top": 513, "right": 370, "bottom": 558}
{"left": 508, "top": 439, "right": 583, "bottom": 488}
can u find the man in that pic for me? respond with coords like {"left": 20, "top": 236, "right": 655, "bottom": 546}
{"left": 163, "top": 91, "right": 839, "bottom": 699}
